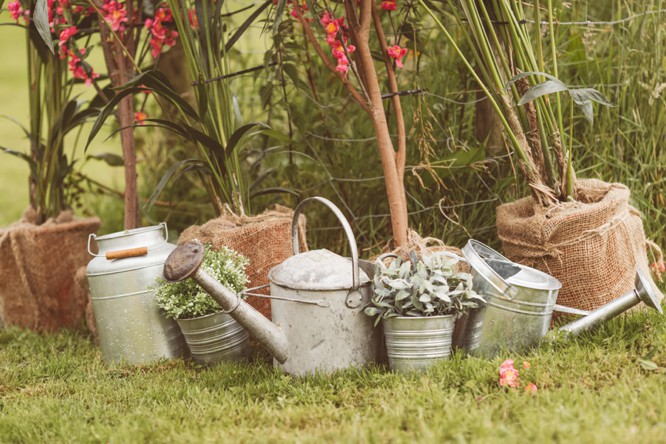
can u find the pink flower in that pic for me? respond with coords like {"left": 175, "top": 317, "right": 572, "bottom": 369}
{"left": 135, "top": 111, "right": 147, "bottom": 125}
{"left": 524, "top": 383, "right": 538, "bottom": 395}
{"left": 102, "top": 1, "right": 128, "bottom": 33}
{"left": 145, "top": 6, "right": 179, "bottom": 58}
{"left": 387, "top": 44, "right": 408, "bottom": 68}
{"left": 381, "top": 0, "right": 397, "bottom": 11}
{"left": 499, "top": 359, "right": 520, "bottom": 388}
{"left": 67, "top": 48, "right": 99, "bottom": 86}
{"left": 59, "top": 26, "right": 78, "bottom": 47}
{"left": 7, "top": 0, "right": 22, "bottom": 22}
{"left": 523, "top": 361, "right": 531, "bottom": 369}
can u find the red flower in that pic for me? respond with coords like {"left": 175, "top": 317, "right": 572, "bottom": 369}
{"left": 381, "top": 0, "right": 397, "bottom": 11}
{"left": 7, "top": 0, "right": 22, "bottom": 22}
{"left": 651, "top": 260, "right": 666, "bottom": 274}
{"left": 387, "top": 44, "right": 408, "bottom": 68}
{"left": 102, "top": 1, "right": 128, "bottom": 33}
{"left": 59, "top": 26, "right": 78, "bottom": 47}
{"left": 67, "top": 48, "right": 100, "bottom": 86}
{"left": 135, "top": 111, "right": 147, "bottom": 125}
{"left": 524, "top": 383, "right": 538, "bottom": 395}
{"left": 145, "top": 6, "right": 179, "bottom": 58}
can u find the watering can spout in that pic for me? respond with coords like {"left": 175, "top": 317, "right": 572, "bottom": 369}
{"left": 555, "top": 269, "right": 663, "bottom": 337}
{"left": 163, "top": 241, "right": 290, "bottom": 364}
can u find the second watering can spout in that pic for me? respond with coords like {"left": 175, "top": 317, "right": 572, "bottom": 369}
{"left": 163, "top": 241, "right": 290, "bottom": 364}
{"left": 554, "top": 269, "right": 663, "bottom": 338}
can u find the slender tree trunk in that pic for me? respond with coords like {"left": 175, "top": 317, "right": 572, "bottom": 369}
{"left": 96, "top": 2, "right": 139, "bottom": 229}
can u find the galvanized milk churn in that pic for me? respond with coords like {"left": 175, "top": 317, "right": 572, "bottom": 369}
{"left": 86, "top": 223, "right": 187, "bottom": 364}
{"left": 461, "top": 240, "right": 562, "bottom": 358}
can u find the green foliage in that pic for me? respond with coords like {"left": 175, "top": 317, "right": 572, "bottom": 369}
{"left": 154, "top": 243, "right": 249, "bottom": 319}
{"left": 2, "top": 307, "right": 666, "bottom": 441}
{"left": 365, "top": 252, "right": 484, "bottom": 324}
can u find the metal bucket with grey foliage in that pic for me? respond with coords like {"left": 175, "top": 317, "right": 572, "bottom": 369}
{"left": 383, "top": 314, "right": 456, "bottom": 373}
{"left": 176, "top": 311, "right": 250, "bottom": 365}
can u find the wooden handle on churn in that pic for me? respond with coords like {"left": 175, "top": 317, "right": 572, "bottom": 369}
{"left": 105, "top": 247, "right": 148, "bottom": 260}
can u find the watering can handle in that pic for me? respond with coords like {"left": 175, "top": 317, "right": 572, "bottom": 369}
{"left": 292, "top": 197, "right": 361, "bottom": 291}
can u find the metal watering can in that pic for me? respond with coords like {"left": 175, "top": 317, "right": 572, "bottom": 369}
{"left": 458, "top": 240, "right": 663, "bottom": 357}
{"left": 163, "top": 197, "right": 382, "bottom": 376}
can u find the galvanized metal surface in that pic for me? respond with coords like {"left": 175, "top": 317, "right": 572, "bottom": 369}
{"left": 270, "top": 281, "right": 380, "bottom": 375}
{"left": 162, "top": 197, "right": 382, "bottom": 376}
{"left": 557, "top": 269, "right": 663, "bottom": 337}
{"left": 268, "top": 249, "right": 370, "bottom": 291}
{"left": 271, "top": 196, "right": 381, "bottom": 375}
{"left": 87, "top": 224, "right": 188, "bottom": 365}
{"left": 176, "top": 311, "right": 250, "bottom": 365}
{"left": 383, "top": 315, "right": 456, "bottom": 373}
{"left": 451, "top": 308, "right": 485, "bottom": 352}
{"left": 462, "top": 240, "right": 562, "bottom": 358}
{"left": 191, "top": 266, "right": 290, "bottom": 364}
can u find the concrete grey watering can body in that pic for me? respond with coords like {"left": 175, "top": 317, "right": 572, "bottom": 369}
{"left": 163, "top": 197, "right": 382, "bottom": 376}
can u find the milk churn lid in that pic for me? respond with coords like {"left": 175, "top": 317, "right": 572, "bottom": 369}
{"left": 268, "top": 249, "right": 370, "bottom": 291}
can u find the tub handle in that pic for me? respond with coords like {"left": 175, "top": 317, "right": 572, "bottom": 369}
{"left": 291, "top": 197, "right": 361, "bottom": 292}
{"left": 88, "top": 222, "right": 169, "bottom": 259}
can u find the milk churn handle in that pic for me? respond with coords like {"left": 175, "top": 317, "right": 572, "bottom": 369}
{"left": 291, "top": 197, "right": 360, "bottom": 291}
{"left": 88, "top": 222, "right": 169, "bottom": 259}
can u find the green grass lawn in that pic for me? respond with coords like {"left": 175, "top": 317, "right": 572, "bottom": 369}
{"left": 1, "top": 308, "right": 665, "bottom": 443}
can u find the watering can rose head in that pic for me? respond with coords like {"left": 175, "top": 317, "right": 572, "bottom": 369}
{"left": 154, "top": 242, "right": 249, "bottom": 320}
{"left": 364, "top": 251, "right": 485, "bottom": 325}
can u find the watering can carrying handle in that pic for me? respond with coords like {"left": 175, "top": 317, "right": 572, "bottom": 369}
{"left": 291, "top": 197, "right": 361, "bottom": 291}
{"left": 88, "top": 222, "right": 169, "bottom": 260}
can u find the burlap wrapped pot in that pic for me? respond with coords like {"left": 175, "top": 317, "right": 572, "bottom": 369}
{"left": 178, "top": 205, "right": 307, "bottom": 320}
{"left": 496, "top": 179, "right": 663, "bottom": 314}
{"left": 0, "top": 209, "right": 101, "bottom": 331}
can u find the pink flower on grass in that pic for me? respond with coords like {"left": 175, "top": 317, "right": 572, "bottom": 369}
{"left": 524, "top": 383, "right": 538, "bottom": 395}
{"left": 499, "top": 359, "right": 520, "bottom": 388}
{"left": 387, "top": 45, "right": 408, "bottom": 68}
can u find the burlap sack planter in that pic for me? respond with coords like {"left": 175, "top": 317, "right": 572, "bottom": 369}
{"left": 178, "top": 205, "right": 306, "bottom": 319}
{"left": 0, "top": 210, "right": 101, "bottom": 331}
{"left": 496, "top": 179, "right": 662, "bottom": 315}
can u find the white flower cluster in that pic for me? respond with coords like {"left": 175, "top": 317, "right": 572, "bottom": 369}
{"left": 154, "top": 243, "right": 249, "bottom": 320}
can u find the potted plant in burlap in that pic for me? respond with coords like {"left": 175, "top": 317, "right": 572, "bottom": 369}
{"left": 87, "top": 2, "right": 302, "bottom": 320}
{"left": 0, "top": 3, "right": 102, "bottom": 331}
{"left": 154, "top": 243, "right": 251, "bottom": 364}
{"left": 365, "top": 251, "right": 483, "bottom": 372}
{"left": 421, "top": 0, "right": 663, "bottom": 314}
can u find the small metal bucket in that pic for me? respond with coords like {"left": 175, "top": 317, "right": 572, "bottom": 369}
{"left": 176, "top": 311, "right": 250, "bottom": 365}
{"left": 86, "top": 223, "right": 188, "bottom": 365}
{"left": 462, "top": 240, "right": 562, "bottom": 358}
{"left": 383, "top": 314, "right": 456, "bottom": 373}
